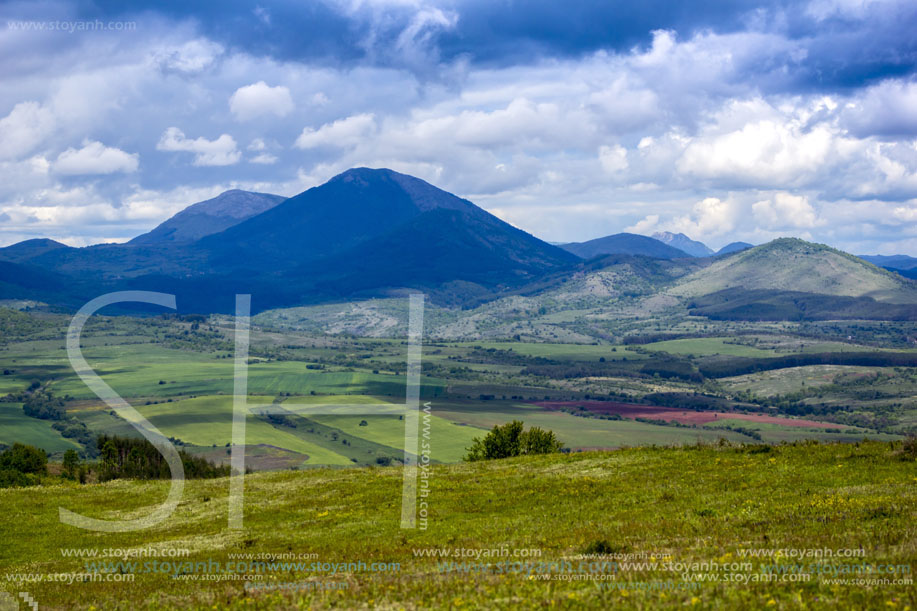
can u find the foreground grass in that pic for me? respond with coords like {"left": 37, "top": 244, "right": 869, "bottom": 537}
{"left": 1, "top": 441, "right": 915, "bottom": 609}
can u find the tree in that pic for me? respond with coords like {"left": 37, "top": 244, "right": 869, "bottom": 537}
{"left": 62, "top": 449, "right": 80, "bottom": 480}
{"left": 464, "top": 421, "right": 563, "bottom": 461}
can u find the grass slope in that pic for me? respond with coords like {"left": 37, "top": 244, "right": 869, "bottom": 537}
{"left": 0, "top": 403, "right": 81, "bottom": 453}
{"left": 1, "top": 442, "right": 914, "bottom": 608}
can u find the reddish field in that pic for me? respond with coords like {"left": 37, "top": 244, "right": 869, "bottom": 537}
{"left": 532, "top": 401, "right": 846, "bottom": 429}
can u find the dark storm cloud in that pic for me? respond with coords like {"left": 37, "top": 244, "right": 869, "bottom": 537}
{"left": 59, "top": 0, "right": 917, "bottom": 91}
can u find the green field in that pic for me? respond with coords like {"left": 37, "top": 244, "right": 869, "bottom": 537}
{"left": 0, "top": 403, "right": 81, "bottom": 452}
{"left": 2, "top": 441, "right": 914, "bottom": 608}
{"left": 642, "top": 337, "right": 777, "bottom": 357}
{"left": 133, "top": 396, "right": 353, "bottom": 466}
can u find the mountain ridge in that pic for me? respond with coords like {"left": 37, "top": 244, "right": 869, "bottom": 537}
{"left": 559, "top": 233, "right": 690, "bottom": 259}
{"left": 651, "top": 231, "right": 714, "bottom": 257}
{"left": 130, "top": 189, "right": 287, "bottom": 245}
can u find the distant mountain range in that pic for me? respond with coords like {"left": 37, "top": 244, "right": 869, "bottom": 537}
{"left": 559, "top": 233, "right": 754, "bottom": 260}
{"left": 0, "top": 167, "right": 915, "bottom": 320}
{"left": 0, "top": 168, "right": 576, "bottom": 311}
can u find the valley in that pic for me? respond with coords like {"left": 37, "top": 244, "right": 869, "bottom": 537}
{"left": 1, "top": 169, "right": 916, "bottom": 609}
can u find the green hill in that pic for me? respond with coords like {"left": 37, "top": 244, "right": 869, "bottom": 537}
{"left": 669, "top": 238, "right": 917, "bottom": 303}
{"left": 2, "top": 442, "right": 914, "bottom": 608}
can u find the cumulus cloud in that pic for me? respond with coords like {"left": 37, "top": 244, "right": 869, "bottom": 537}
{"left": 676, "top": 100, "right": 841, "bottom": 188}
{"left": 156, "top": 127, "right": 241, "bottom": 166}
{"left": 53, "top": 140, "right": 139, "bottom": 175}
{"left": 629, "top": 197, "right": 740, "bottom": 238}
{"left": 295, "top": 113, "right": 376, "bottom": 149}
{"left": 229, "top": 81, "right": 294, "bottom": 121}
{"left": 752, "top": 193, "right": 820, "bottom": 229}
{"left": 0, "top": 102, "right": 55, "bottom": 161}
{"left": 599, "top": 145, "right": 628, "bottom": 174}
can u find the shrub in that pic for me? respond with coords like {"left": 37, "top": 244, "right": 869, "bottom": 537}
{"left": 464, "top": 421, "right": 563, "bottom": 461}
{"left": 0, "top": 469, "right": 34, "bottom": 488}
{"left": 0, "top": 443, "right": 47, "bottom": 475}
{"left": 900, "top": 435, "right": 917, "bottom": 461}
{"left": 583, "top": 539, "right": 622, "bottom": 555}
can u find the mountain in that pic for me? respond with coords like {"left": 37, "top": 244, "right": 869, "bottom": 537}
{"left": 0, "top": 168, "right": 578, "bottom": 311}
{"left": 670, "top": 238, "right": 917, "bottom": 303}
{"left": 716, "top": 242, "right": 754, "bottom": 256}
{"left": 0, "top": 238, "right": 71, "bottom": 264}
{"left": 651, "top": 232, "right": 714, "bottom": 257}
{"left": 859, "top": 254, "right": 917, "bottom": 271}
{"left": 129, "top": 189, "right": 287, "bottom": 244}
{"left": 195, "top": 168, "right": 577, "bottom": 277}
{"left": 559, "top": 233, "right": 690, "bottom": 259}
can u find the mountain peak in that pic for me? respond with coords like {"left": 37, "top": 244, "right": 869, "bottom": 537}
{"left": 129, "top": 189, "right": 286, "bottom": 245}
{"left": 716, "top": 241, "right": 754, "bottom": 256}
{"left": 651, "top": 231, "right": 714, "bottom": 257}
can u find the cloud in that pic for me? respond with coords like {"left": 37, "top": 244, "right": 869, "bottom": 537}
{"left": 1, "top": 1, "right": 916, "bottom": 255}
{"left": 630, "top": 197, "right": 740, "bottom": 238}
{"left": 295, "top": 113, "right": 376, "bottom": 149}
{"left": 752, "top": 193, "right": 820, "bottom": 229}
{"left": 53, "top": 140, "right": 139, "bottom": 175}
{"left": 250, "top": 153, "right": 278, "bottom": 165}
{"left": 0, "top": 102, "right": 55, "bottom": 161}
{"left": 843, "top": 79, "right": 917, "bottom": 138}
{"left": 229, "top": 81, "right": 294, "bottom": 121}
{"left": 676, "top": 100, "right": 841, "bottom": 188}
{"left": 599, "top": 145, "right": 628, "bottom": 173}
{"left": 155, "top": 39, "right": 224, "bottom": 75}
{"left": 156, "top": 127, "right": 241, "bottom": 166}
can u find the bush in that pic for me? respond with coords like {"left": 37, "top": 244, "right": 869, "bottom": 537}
{"left": 0, "top": 469, "right": 35, "bottom": 488}
{"left": 464, "top": 421, "right": 563, "bottom": 461}
{"left": 22, "top": 389, "right": 65, "bottom": 420}
{"left": 0, "top": 443, "right": 47, "bottom": 475}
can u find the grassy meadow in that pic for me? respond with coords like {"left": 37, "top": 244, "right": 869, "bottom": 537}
{"left": 1, "top": 441, "right": 915, "bottom": 609}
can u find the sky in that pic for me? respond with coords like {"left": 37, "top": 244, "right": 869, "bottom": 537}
{"left": 0, "top": 0, "right": 916, "bottom": 254}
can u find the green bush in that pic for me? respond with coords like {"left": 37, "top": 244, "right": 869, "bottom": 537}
{"left": 0, "top": 469, "right": 36, "bottom": 488}
{"left": 0, "top": 443, "right": 47, "bottom": 475}
{"left": 464, "top": 421, "right": 563, "bottom": 461}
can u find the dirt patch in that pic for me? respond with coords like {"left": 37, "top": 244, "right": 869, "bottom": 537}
{"left": 532, "top": 401, "right": 846, "bottom": 429}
